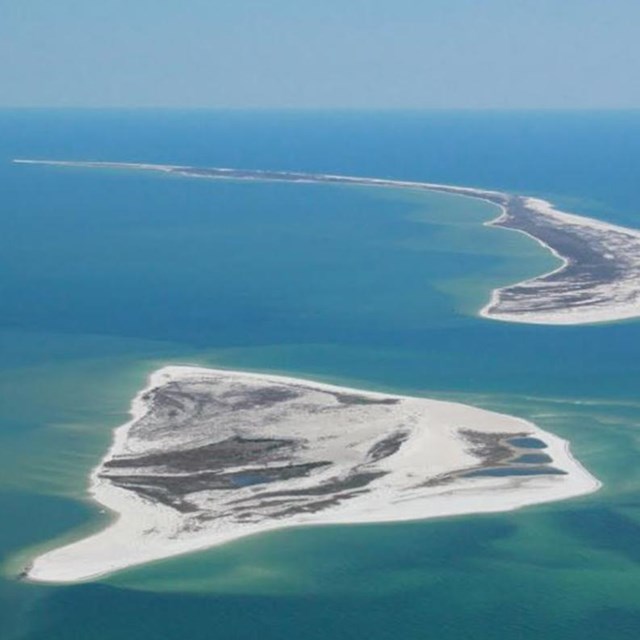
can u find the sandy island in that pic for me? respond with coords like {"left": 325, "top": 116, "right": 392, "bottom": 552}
{"left": 26, "top": 366, "right": 600, "bottom": 583}
{"left": 14, "top": 158, "right": 640, "bottom": 326}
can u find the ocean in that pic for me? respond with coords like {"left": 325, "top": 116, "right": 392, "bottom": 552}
{"left": 1, "top": 109, "right": 640, "bottom": 639}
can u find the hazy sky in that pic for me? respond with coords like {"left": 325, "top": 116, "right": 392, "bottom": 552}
{"left": 2, "top": 0, "right": 639, "bottom": 108}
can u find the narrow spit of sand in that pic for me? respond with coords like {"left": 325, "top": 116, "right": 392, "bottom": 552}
{"left": 14, "top": 158, "right": 640, "bottom": 326}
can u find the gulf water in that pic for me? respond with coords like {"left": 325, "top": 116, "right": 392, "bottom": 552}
{"left": 1, "top": 110, "right": 640, "bottom": 639}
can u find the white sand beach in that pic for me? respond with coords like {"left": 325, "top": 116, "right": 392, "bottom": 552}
{"left": 27, "top": 366, "right": 600, "bottom": 584}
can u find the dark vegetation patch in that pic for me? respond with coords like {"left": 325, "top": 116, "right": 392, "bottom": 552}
{"left": 103, "top": 436, "right": 298, "bottom": 474}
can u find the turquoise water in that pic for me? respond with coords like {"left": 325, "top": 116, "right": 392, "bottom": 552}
{"left": 2, "top": 110, "right": 640, "bottom": 639}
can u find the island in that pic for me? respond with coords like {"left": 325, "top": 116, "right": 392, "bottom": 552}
{"left": 14, "top": 158, "right": 640, "bottom": 325}
{"left": 26, "top": 366, "right": 599, "bottom": 583}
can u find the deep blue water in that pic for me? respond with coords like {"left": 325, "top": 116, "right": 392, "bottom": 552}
{"left": 5, "top": 109, "right": 640, "bottom": 221}
{"left": 2, "top": 110, "right": 640, "bottom": 640}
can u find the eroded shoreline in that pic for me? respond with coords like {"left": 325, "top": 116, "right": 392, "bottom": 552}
{"left": 26, "top": 366, "right": 600, "bottom": 583}
{"left": 14, "top": 158, "right": 640, "bottom": 325}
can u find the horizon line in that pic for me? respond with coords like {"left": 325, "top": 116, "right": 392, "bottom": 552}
{"left": 1, "top": 106, "right": 640, "bottom": 113}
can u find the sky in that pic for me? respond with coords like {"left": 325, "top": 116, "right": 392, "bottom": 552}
{"left": 1, "top": 0, "right": 639, "bottom": 109}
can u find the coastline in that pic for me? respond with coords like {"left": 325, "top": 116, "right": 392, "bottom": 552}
{"left": 26, "top": 365, "right": 601, "bottom": 584}
{"left": 13, "top": 158, "right": 640, "bottom": 326}
{"left": 480, "top": 196, "right": 640, "bottom": 324}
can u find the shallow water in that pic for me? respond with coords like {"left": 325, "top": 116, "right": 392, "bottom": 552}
{"left": 464, "top": 466, "right": 566, "bottom": 478}
{"left": 508, "top": 437, "right": 548, "bottom": 450}
{"left": 2, "top": 110, "right": 640, "bottom": 639}
{"left": 512, "top": 453, "right": 553, "bottom": 464}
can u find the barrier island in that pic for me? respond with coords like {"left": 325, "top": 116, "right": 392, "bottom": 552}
{"left": 27, "top": 366, "right": 599, "bottom": 583}
{"left": 15, "top": 158, "right": 640, "bottom": 325}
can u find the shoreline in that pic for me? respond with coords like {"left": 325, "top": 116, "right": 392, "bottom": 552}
{"left": 13, "top": 158, "right": 640, "bottom": 326}
{"left": 480, "top": 196, "right": 640, "bottom": 324}
{"left": 26, "top": 365, "right": 601, "bottom": 584}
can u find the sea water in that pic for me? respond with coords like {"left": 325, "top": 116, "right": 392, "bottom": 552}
{"left": 1, "top": 110, "right": 640, "bottom": 639}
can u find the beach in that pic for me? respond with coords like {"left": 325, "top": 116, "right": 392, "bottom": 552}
{"left": 26, "top": 365, "right": 600, "bottom": 584}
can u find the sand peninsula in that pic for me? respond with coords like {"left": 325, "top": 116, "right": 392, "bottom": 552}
{"left": 14, "top": 158, "right": 640, "bottom": 325}
{"left": 27, "top": 366, "right": 599, "bottom": 583}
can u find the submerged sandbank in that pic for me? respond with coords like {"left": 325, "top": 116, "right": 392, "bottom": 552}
{"left": 26, "top": 366, "right": 600, "bottom": 583}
